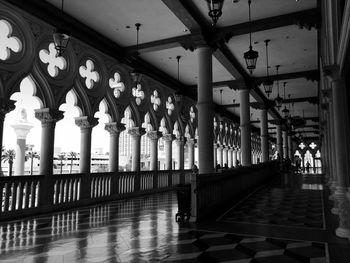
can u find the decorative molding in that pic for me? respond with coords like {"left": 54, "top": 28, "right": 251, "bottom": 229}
{"left": 35, "top": 108, "right": 64, "bottom": 125}
{"left": 104, "top": 122, "right": 125, "bottom": 135}
{"left": 147, "top": 131, "right": 162, "bottom": 141}
{"left": 74, "top": 116, "right": 98, "bottom": 129}
{"left": 127, "top": 127, "right": 146, "bottom": 137}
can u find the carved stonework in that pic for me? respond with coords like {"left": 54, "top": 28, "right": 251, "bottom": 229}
{"left": 335, "top": 188, "right": 350, "bottom": 237}
{"left": 162, "top": 133, "right": 175, "bottom": 142}
{"left": 147, "top": 131, "right": 162, "bottom": 141}
{"left": 104, "top": 122, "right": 125, "bottom": 135}
{"left": 0, "top": 99, "right": 15, "bottom": 120}
{"left": 29, "top": 22, "right": 41, "bottom": 38}
{"left": 175, "top": 136, "right": 187, "bottom": 145}
{"left": 35, "top": 108, "right": 64, "bottom": 124}
{"left": 75, "top": 116, "right": 98, "bottom": 129}
{"left": 128, "top": 127, "right": 145, "bottom": 137}
{"left": 323, "top": 65, "right": 341, "bottom": 82}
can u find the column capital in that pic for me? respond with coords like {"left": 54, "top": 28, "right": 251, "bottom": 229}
{"left": 35, "top": 108, "right": 64, "bottom": 125}
{"left": 175, "top": 136, "right": 187, "bottom": 145}
{"left": 75, "top": 116, "right": 98, "bottom": 129}
{"left": 105, "top": 122, "right": 125, "bottom": 135}
{"left": 128, "top": 127, "right": 146, "bottom": 137}
{"left": 323, "top": 64, "right": 342, "bottom": 82}
{"left": 147, "top": 130, "right": 162, "bottom": 141}
{"left": 187, "top": 138, "right": 197, "bottom": 145}
{"left": 0, "top": 99, "right": 15, "bottom": 120}
{"left": 162, "top": 133, "right": 176, "bottom": 142}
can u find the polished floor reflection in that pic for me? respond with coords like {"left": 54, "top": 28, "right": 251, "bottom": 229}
{"left": 0, "top": 173, "right": 349, "bottom": 262}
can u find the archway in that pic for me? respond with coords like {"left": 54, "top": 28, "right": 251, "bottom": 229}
{"left": 118, "top": 107, "right": 134, "bottom": 171}
{"left": 3, "top": 76, "right": 42, "bottom": 176}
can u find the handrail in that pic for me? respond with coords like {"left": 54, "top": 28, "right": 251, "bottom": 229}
{"left": 0, "top": 169, "right": 191, "bottom": 221}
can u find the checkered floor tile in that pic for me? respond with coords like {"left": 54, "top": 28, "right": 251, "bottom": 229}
{"left": 221, "top": 174, "right": 324, "bottom": 229}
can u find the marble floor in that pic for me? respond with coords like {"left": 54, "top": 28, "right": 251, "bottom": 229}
{"left": 0, "top": 173, "right": 349, "bottom": 262}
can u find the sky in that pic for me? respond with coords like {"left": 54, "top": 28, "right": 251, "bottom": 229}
{"left": 3, "top": 77, "right": 111, "bottom": 154}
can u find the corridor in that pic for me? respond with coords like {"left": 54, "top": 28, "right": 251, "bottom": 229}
{"left": 0, "top": 173, "right": 349, "bottom": 262}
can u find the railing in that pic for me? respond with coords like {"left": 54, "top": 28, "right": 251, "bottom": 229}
{"left": 0, "top": 169, "right": 191, "bottom": 221}
{"left": 190, "top": 162, "right": 279, "bottom": 222}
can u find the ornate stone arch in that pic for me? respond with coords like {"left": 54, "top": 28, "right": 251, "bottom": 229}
{"left": 0, "top": 3, "right": 36, "bottom": 73}
{"left": 6, "top": 72, "right": 50, "bottom": 109}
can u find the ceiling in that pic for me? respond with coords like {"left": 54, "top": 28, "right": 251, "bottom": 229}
{"left": 35, "top": 0, "right": 320, "bottom": 139}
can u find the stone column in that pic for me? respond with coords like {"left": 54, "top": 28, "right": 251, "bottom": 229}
{"left": 240, "top": 88, "right": 251, "bottom": 166}
{"left": 324, "top": 66, "right": 350, "bottom": 238}
{"left": 213, "top": 143, "right": 218, "bottom": 168}
{"left": 197, "top": 45, "right": 214, "bottom": 173}
{"left": 223, "top": 146, "right": 228, "bottom": 167}
{"left": 105, "top": 122, "right": 125, "bottom": 172}
{"left": 175, "top": 136, "right": 186, "bottom": 170}
{"left": 128, "top": 127, "right": 146, "bottom": 172}
{"left": 0, "top": 99, "right": 15, "bottom": 175}
{"left": 35, "top": 108, "right": 64, "bottom": 175}
{"left": 276, "top": 124, "right": 282, "bottom": 158}
{"left": 147, "top": 131, "right": 162, "bottom": 171}
{"left": 228, "top": 147, "right": 233, "bottom": 167}
{"left": 260, "top": 109, "right": 269, "bottom": 162}
{"left": 187, "top": 138, "right": 195, "bottom": 169}
{"left": 163, "top": 134, "right": 174, "bottom": 170}
{"left": 288, "top": 133, "right": 293, "bottom": 159}
{"left": 217, "top": 146, "right": 223, "bottom": 167}
{"left": 11, "top": 114, "right": 34, "bottom": 176}
{"left": 282, "top": 129, "right": 288, "bottom": 159}
{"left": 75, "top": 116, "right": 98, "bottom": 174}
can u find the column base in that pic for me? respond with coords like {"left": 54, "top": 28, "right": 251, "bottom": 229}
{"left": 335, "top": 227, "right": 350, "bottom": 239}
{"left": 334, "top": 187, "right": 350, "bottom": 239}
{"left": 331, "top": 207, "right": 339, "bottom": 215}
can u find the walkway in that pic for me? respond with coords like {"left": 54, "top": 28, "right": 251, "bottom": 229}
{"left": 0, "top": 173, "right": 349, "bottom": 262}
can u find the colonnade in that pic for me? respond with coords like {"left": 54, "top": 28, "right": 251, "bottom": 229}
{"left": 319, "top": 0, "right": 350, "bottom": 240}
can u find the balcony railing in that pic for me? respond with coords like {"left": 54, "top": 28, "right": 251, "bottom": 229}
{"left": 0, "top": 169, "right": 191, "bottom": 221}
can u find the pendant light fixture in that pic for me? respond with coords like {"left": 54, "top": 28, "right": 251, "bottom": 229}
{"left": 281, "top": 82, "right": 290, "bottom": 118}
{"left": 205, "top": 0, "right": 224, "bottom": 26}
{"left": 174, "top": 55, "right": 183, "bottom": 103}
{"left": 243, "top": 0, "right": 258, "bottom": 74}
{"left": 130, "top": 23, "right": 143, "bottom": 85}
{"left": 53, "top": 0, "right": 70, "bottom": 57}
{"left": 262, "top": 40, "right": 273, "bottom": 97}
{"left": 274, "top": 65, "right": 283, "bottom": 109}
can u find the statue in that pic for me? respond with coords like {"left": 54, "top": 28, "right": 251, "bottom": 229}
{"left": 18, "top": 108, "right": 28, "bottom": 122}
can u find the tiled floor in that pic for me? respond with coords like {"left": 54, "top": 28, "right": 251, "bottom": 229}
{"left": 0, "top": 172, "right": 349, "bottom": 262}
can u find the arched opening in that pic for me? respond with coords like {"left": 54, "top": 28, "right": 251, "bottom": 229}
{"left": 118, "top": 107, "right": 134, "bottom": 171}
{"left": 158, "top": 117, "right": 168, "bottom": 170}
{"left": 140, "top": 113, "right": 152, "bottom": 171}
{"left": 91, "top": 100, "right": 111, "bottom": 173}
{"left": 304, "top": 150, "right": 314, "bottom": 173}
{"left": 3, "top": 76, "right": 42, "bottom": 176}
{"left": 55, "top": 90, "right": 81, "bottom": 174}
{"left": 172, "top": 121, "right": 180, "bottom": 170}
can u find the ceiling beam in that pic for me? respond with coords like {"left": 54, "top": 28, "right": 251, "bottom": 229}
{"left": 220, "top": 96, "right": 319, "bottom": 108}
{"left": 125, "top": 8, "right": 320, "bottom": 54}
{"left": 210, "top": 70, "right": 320, "bottom": 89}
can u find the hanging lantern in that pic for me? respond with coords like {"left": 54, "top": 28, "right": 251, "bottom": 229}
{"left": 263, "top": 77, "right": 274, "bottom": 97}
{"left": 282, "top": 106, "right": 290, "bottom": 118}
{"left": 263, "top": 39, "right": 273, "bottom": 97}
{"left": 274, "top": 65, "right": 283, "bottom": 109}
{"left": 53, "top": 0, "right": 70, "bottom": 57}
{"left": 130, "top": 23, "right": 143, "bottom": 85}
{"left": 243, "top": 0, "right": 258, "bottom": 74}
{"left": 205, "top": 0, "right": 224, "bottom": 26}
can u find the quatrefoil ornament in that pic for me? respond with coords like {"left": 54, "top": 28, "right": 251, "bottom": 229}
{"left": 132, "top": 84, "right": 145, "bottom": 105}
{"left": 309, "top": 142, "right": 317, "bottom": 150}
{"left": 39, "top": 43, "right": 67, "bottom": 77}
{"left": 299, "top": 142, "right": 306, "bottom": 149}
{"left": 79, "top": 59, "right": 100, "bottom": 89}
{"left": 151, "top": 90, "right": 161, "bottom": 111}
{"left": 166, "top": 97, "right": 174, "bottom": 116}
{"left": 0, "top": 20, "right": 22, "bottom": 61}
{"left": 109, "top": 72, "right": 125, "bottom": 98}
